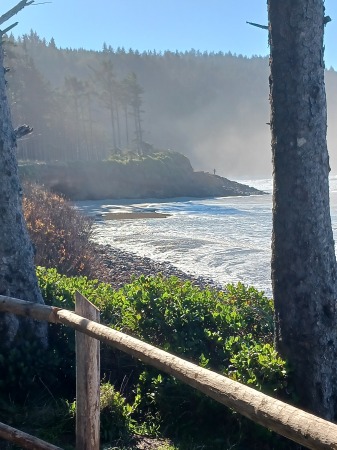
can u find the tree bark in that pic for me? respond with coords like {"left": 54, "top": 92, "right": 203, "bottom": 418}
{"left": 75, "top": 292, "right": 100, "bottom": 450}
{"left": 0, "top": 38, "right": 47, "bottom": 347}
{"left": 268, "top": 0, "right": 337, "bottom": 419}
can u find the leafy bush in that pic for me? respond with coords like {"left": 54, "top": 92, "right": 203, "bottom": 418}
{"left": 37, "top": 269, "right": 285, "bottom": 386}
{"left": 100, "top": 382, "right": 135, "bottom": 444}
{"left": 23, "top": 183, "right": 104, "bottom": 278}
{"left": 0, "top": 328, "right": 64, "bottom": 400}
{"left": 34, "top": 268, "right": 290, "bottom": 448}
{"left": 54, "top": 383, "right": 139, "bottom": 447}
{"left": 0, "top": 265, "right": 291, "bottom": 448}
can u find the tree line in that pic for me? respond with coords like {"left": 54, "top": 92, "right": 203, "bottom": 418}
{"left": 4, "top": 30, "right": 273, "bottom": 175}
{"left": 5, "top": 30, "right": 337, "bottom": 178}
{"left": 5, "top": 33, "right": 148, "bottom": 161}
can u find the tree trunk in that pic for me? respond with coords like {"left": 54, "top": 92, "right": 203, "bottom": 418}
{"left": 268, "top": 0, "right": 337, "bottom": 419}
{"left": 0, "top": 39, "right": 47, "bottom": 347}
{"left": 109, "top": 92, "right": 117, "bottom": 150}
{"left": 124, "top": 105, "right": 129, "bottom": 148}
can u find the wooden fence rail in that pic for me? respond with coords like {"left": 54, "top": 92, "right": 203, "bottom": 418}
{"left": 1, "top": 294, "right": 337, "bottom": 450}
{"left": 0, "top": 420, "right": 63, "bottom": 450}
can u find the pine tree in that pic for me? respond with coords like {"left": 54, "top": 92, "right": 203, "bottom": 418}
{"left": 269, "top": 0, "right": 337, "bottom": 419}
{"left": 0, "top": 0, "right": 48, "bottom": 350}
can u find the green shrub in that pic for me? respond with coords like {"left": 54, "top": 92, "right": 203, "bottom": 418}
{"left": 100, "top": 382, "right": 135, "bottom": 444}
{"left": 33, "top": 269, "right": 290, "bottom": 448}
{"left": 226, "top": 340, "right": 287, "bottom": 392}
{"left": 37, "top": 269, "right": 286, "bottom": 388}
{"left": 0, "top": 267, "right": 291, "bottom": 448}
{"left": 0, "top": 334, "right": 61, "bottom": 400}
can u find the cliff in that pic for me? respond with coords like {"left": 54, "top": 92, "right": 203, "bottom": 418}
{"left": 19, "top": 151, "right": 263, "bottom": 200}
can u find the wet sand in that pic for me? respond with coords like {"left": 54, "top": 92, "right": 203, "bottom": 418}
{"left": 104, "top": 212, "right": 170, "bottom": 220}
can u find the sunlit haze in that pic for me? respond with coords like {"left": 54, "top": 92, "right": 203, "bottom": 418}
{"left": 2, "top": 1, "right": 337, "bottom": 178}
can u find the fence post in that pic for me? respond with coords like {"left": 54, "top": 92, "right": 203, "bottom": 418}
{"left": 75, "top": 291, "right": 100, "bottom": 450}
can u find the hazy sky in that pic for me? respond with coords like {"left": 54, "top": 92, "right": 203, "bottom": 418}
{"left": 2, "top": 0, "right": 337, "bottom": 68}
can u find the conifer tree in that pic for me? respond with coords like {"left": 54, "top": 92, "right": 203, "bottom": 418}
{"left": 0, "top": 0, "right": 47, "bottom": 349}
{"left": 268, "top": 0, "right": 337, "bottom": 419}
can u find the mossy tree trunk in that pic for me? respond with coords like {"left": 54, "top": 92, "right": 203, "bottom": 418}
{"left": 268, "top": 0, "right": 337, "bottom": 419}
{"left": 0, "top": 35, "right": 47, "bottom": 347}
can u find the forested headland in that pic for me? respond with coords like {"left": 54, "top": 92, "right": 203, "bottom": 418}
{"left": 19, "top": 151, "right": 262, "bottom": 200}
{"left": 6, "top": 31, "right": 337, "bottom": 178}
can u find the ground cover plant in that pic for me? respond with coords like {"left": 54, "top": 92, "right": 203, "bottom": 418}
{"left": 0, "top": 274, "right": 295, "bottom": 449}
{"left": 29, "top": 269, "right": 291, "bottom": 449}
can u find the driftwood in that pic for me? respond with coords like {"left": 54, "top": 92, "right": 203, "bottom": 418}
{"left": 0, "top": 420, "right": 63, "bottom": 450}
{"left": 1, "top": 295, "right": 337, "bottom": 450}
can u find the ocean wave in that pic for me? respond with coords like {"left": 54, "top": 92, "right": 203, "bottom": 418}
{"left": 79, "top": 179, "right": 337, "bottom": 299}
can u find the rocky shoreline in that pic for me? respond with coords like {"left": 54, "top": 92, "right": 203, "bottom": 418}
{"left": 19, "top": 152, "right": 264, "bottom": 200}
{"left": 95, "top": 244, "right": 222, "bottom": 291}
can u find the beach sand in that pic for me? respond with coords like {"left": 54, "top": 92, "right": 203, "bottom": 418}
{"left": 104, "top": 212, "right": 170, "bottom": 220}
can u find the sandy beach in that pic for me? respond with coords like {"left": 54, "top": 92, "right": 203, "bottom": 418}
{"left": 104, "top": 212, "right": 170, "bottom": 220}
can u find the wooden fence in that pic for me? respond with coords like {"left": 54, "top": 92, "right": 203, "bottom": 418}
{"left": 1, "top": 294, "right": 337, "bottom": 450}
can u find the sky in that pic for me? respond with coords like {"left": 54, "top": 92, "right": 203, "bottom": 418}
{"left": 2, "top": 0, "right": 337, "bottom": 68}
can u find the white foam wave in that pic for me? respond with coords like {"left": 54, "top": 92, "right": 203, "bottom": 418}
{"left": 77, "top": 178, "right": 337, "bottom": 298}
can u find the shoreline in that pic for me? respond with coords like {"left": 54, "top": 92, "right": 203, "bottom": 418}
{"left": 104, "top": 212, "right": 170, "bottom": 220}
{"left": 95, "top": 244, "right": 222, "bottom": 291}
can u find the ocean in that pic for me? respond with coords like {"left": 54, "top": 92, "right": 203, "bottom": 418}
{"left": 76, "top": 177, "right": 337, "bottom": 298}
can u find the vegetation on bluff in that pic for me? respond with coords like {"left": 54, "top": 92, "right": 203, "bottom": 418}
{"left": 22, "top": 182, "right": 104, "bottom": 278}
{"left": 19, "top": 151, "right": 262, "bottom": 200}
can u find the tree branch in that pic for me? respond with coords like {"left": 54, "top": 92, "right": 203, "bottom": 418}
{"left": 0, "top": 0, "right": 35, "bottom": 27}
{"left": 246, "top": 21, "right": 268, "bottom": 30}
{"left": 324, "top": 16, "right": 332, "bottom": 25}
{"left": 1, "top": 22, "right": 18, "bottom": 35}
{"left": 14, "top": 124, "right": 33, "bottom": 140}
